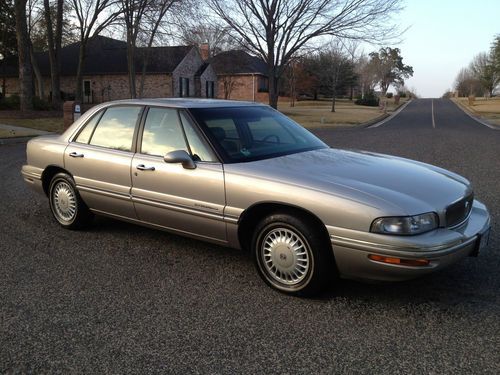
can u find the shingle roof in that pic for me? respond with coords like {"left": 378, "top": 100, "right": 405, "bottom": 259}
{"left": 0, "top": 36, "right": 193, "bottom": 77}
{"left": 209, "top": 50, "right": 268, "bottom": 76}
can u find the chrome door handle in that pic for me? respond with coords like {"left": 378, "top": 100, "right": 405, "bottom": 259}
{"left": 69, "top": 152, "right": 84, "bottom": 158}
{"left": 136, "top": 164, "right": 155, "bottom": 171}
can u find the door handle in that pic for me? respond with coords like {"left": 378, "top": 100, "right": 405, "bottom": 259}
{"left": 136, "top": 164, "right": 155, "bottom": 171}
{"left": 69, "top": 152, "right": 84, "bottom": 158}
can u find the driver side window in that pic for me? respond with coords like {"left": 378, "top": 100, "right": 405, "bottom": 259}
{"left": 141, "top": 108, "right": 188, "bottom": 157}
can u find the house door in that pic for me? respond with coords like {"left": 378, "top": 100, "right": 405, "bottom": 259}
{"left": 83, "top": 80, "right": 92, "bottom": 103}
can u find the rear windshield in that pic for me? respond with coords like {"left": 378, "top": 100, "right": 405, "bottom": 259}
{"left": 189, "top": 106, "right": 327, "bottom": 163}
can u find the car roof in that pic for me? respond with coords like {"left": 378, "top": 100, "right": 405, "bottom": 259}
{"left": 102, "top": 98, "right": 268, "bottom": 109}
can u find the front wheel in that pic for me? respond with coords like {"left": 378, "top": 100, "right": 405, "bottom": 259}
{"left": 49, "top": 172, "right": 93, "bottom": 229}
{"left": 252, "top": 213, "right": 335, "bottom": 296}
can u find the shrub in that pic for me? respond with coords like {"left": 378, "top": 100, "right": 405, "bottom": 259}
{"left": 386, "top": 92, "right": 393, "bottom": 99}
{"left": 355, "top": 91, "right": 379, "bottom": 107}
{"left": 33, "top": 97, "right": 52, "bottom": 110}
{"left": 0, "top": 95, "right": 20, "bottom": 110}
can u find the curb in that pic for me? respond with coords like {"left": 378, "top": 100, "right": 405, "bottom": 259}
{"left": 367, "top": 99, "right": 412, "bottom": 129}
{"left": 451, "top": 99, "right": 499, "bottom": 130}
{"left": 0, "top": 136, "right": 37, "bottom": 145}
{"left": 360, "top": 113, "right": 390, "bottom": 128}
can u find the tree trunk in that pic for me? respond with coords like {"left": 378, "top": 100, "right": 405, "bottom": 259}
{"left": 30, "top": 47, "right": 44, "bottom": 99}
{"left": 75, "top": 42, "right": 86, "bottom": 103}
{"left": 331, "top": 87, "right": 336, "bottom": 112}
{"left": 14, "top": 0, "right": 34, "bottom": 111}
{"left": 127, "top": 41, "right": 136, "bottom": 99}
{"left": 268, "top": 66, "right": 279, "bottom": 109}
{"left": 43, "top": 0, "right": 62, "bottom": 109}
{"left": 138, "top": 52, "right": 149, "bottom": 98}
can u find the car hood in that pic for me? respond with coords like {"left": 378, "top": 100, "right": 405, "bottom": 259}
{"left": 225, "top": 148, "right": 471, "bottom": 215}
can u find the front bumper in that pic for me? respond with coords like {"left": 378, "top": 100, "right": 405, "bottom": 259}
{"left": 328, "top": 200, "right": 491, "bottom": 282}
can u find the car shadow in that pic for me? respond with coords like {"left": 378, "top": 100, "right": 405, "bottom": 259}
{"left": 89, "top": 216, "right": 497, "bottom": 310}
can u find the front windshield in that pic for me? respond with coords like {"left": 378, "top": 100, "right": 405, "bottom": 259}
{"left": 189, "top": 106, "right": 327, "bottom": 162}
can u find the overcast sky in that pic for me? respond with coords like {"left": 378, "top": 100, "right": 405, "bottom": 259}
{"left": 389, "top": 0, "right": 499, "bottom": 98}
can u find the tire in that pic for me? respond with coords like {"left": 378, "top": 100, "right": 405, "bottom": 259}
{"left": 49, "top": 172, "right": 93, "bottom": 229}
{"left": 252, "top": 213, "right": 335, "bottom": 296}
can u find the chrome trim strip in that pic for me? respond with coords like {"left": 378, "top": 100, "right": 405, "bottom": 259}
{"left": 77, "top": 185, "right": 131, "bottom": 201}
{"left": 21, "top": 171, "right": 42, "bottom": 180}
{"left": 330, "top": 234, "right": 476, "bottom": 258}
{"left": 223, "top": 215, "right": 239, "bottom": 224}
{"left": 447, "top": 209, "right": 473, "bottom": 230}
{"left": 77, "top": 185, "right": 237, "bottom": 224}
{"left": 133, "top": 196, "right": 237, "bottom": 224}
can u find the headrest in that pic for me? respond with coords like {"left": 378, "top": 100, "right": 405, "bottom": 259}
{"left": 211, "top": 127, "right": 226, "bottom": 140}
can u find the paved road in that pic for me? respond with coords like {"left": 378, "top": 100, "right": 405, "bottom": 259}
{"left": 1, "top": 99, "right": 499, "bottom": 373}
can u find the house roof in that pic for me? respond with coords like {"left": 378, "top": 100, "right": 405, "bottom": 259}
{"left": 209, "top": 50, "right": 268, "bottom": 76}
{"left": 0, "top": 36, "right": 194, "bottom": 77}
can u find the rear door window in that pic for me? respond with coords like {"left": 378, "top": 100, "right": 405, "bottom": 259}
{"left": 89, "top": 106, "right": 142, "bottom": 151}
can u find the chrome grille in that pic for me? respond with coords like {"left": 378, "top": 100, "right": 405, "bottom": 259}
{"left": 445, "top": 193, "right": 473, "bottom": 227}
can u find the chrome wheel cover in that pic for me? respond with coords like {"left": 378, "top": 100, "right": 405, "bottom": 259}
{"left": 261, "top": 228, "right": 311, "bottom": 286}
{"left": 52, "top": 181, "right": 77, "bottom": 222}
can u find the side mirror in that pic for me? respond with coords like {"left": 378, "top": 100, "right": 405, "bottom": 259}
{"left": 164, "top": 150, "right": 196, "bottom": 169}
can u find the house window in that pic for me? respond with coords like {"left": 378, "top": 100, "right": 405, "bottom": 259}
{"left": 83, "top": 79, "right": 93, "bottom": 103}
{"left": 257, "top": 76, "right": 269, "bottom": 92}
{"left": 179, "top": 77, "right": 189, "bottom": 97}
{"left": 205, "top": 81, "right": 214, "bottom": 98}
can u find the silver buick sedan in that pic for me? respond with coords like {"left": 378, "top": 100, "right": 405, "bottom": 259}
{"left": 22, "top": 99, "right": 491, "bottom": 296}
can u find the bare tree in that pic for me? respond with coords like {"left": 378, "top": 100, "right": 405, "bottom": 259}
{"left": 121, "top": 0, "right": 149, "bottom": 98}
{"left": 14, "top": 0, "right": 34, "bottom": 110}
{"left": 178, "top": 22, "right": 236, "bottom": 57}
{"left": 209, "top": 0, "right": 403, "bottom": 108}
{"left": 341, "top": 39, "right": 360, "bottom": 100}
{"left": 492, "top": 35, "right": 500, "bottom": 77}
{"left": 27, "top": 0, "right": 45, "bottom": 98}
{"left": 138, "top": 0, "right": 180, "bottom": 98}
{"left": 71, "top": 0, "right": 120, "bottom": 102}
{"left": 469, "top": 52, "right": 499, "bottom": 97}
{"left": 1, "top": 2, "right": 17, "bottom": 97}
{"left": 220, "top": 75, "right": 241, "bottom": 99}
{"left": 355, "top": 54, "right": 377, "bottom": 99}
{"left": 43, "top": 0, "right": 64, "bottom": 108}
{"left": 454, "top": 67, "right": 481, "bottom": 97}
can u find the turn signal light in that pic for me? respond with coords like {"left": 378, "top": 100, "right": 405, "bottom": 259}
{"left": 368, "top": 254, "right": 430, "bottom": 267}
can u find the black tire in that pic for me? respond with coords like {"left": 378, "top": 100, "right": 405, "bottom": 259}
{"left": 252, "top": 213, "right": 336, "bottom": 296}
{"left": 48, "top": 172, "right": 93, "bottom": 229}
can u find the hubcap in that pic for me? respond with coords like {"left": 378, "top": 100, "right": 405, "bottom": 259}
{"left": 52, "top": 181, "right": 77, "bottom": 222}
{"left": 261, "top": 228, "right": 310, "bottom": 285}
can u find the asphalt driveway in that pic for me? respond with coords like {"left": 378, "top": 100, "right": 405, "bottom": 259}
{"left": 1, "top": 99, "right": 499, "bottom": 373}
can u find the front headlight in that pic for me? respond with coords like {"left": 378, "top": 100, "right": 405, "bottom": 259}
{"left": 370, "top": 212, "right": 438, "bottom": 235}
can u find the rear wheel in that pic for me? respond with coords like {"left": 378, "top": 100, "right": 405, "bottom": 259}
{"left": 252, "top": 213, "right": 335, "bottom": 296}
{"left": 49, "top": 172, "right": 93, "bottom": 229}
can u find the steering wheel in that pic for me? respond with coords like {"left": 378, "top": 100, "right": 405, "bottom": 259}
{"left": 262, "top": 134, "right": 281, "bottom": 143}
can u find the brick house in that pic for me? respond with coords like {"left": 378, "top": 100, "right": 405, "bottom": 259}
{"left": 1, "top": 37, "right": 270, "bottom": 104}
{"left": 0, "top": 36, "right": 218, "bottom": 104}
{"left": 209, "top": 50, "right": 270, "bottom": 103}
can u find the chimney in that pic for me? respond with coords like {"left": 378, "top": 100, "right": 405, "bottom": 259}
{"left": 199, "top": 43, "right": 210, "bottom": 61}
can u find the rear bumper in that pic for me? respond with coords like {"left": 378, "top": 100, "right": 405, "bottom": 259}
{"left": 21, "top": 165, "right": 45, "bottom": 195}
{"left": 328, "top": 200, "right": 491, "bottom": 282}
